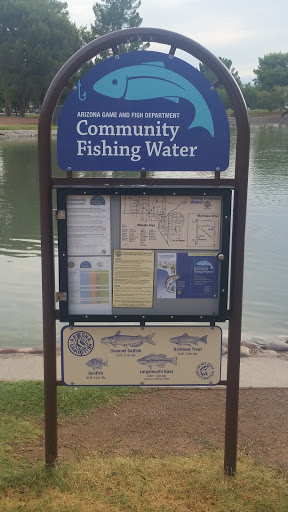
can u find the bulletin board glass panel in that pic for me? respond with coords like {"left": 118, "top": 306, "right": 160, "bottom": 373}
{"left": 57, "top": 187, "right": 232, "bottom": 323}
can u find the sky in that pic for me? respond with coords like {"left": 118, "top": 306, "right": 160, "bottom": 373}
{"left": 66, "top": 0, "right": 288, "bottom": 83}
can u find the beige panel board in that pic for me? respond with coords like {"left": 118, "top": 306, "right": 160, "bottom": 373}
{"left": 113, "top": 249, "right": 154, "bottom": 307}
{"left": 62, "top": 325, "right": 222, "bottom": 386}
{"left": 120, "top": 195, "right": 222, "bottom": 250}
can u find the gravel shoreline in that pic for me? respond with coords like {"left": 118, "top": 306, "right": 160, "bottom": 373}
{"left": 0, "top": 116, "right": 287, "bottom": 140}
{"left": 0, "top": 129, "right": 57, "bottom": 139}
{"left": 229, "top": 115, "right": 288, "bottom": 125}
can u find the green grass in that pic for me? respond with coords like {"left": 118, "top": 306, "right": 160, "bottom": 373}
{"left": 0, "top": 381, "right": 142, "bottom": 491}
{"left": 0, "top": 381, "right": 142, "bottom": 421}
{"left": 226, "top": 108, "right": 281, "bottom": 117}
{"left": 0, "top": 124, "right": 38, "bottom": 130}
{"left": 247, "top": 109, "right": 280, "bottom": 117}
{"left": 0, "top": 382, "right": 288, "bottom": 511}
{"left": 0, "top": 452, "right": 288, "bottom": 511}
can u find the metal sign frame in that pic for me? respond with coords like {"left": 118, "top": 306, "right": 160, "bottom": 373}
{"left": 57, "top": 186, "right": 232, "bottom": 323}
{"left": 38, "top": 27, "right": 250, "bottom": 475}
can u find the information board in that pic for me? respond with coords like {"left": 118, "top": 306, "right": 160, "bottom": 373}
{"left": 57, "top": 187, "right": 232, "bottom": 322}
{"left": 61, "top": 325, "right": 222, "bottom": 386}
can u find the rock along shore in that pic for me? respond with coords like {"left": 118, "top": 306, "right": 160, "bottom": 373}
{"left": 0, "top": 129, "right": 57, "bottom": 139}
{"left": 0, "top": 116, "right": 288, "bottom": 140}
{"left": 1, "top": 336, "right": 288, "bottom": 358}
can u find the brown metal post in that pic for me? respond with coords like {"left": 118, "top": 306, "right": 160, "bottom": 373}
{"left": 38, "top": 125, "right": 58, "bottom": 465}
{"left": 224, "top": 107, "right": 250, "bottom": 476}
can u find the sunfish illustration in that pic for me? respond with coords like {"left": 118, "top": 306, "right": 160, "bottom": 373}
{"left": 196, "top": 260, "right": 214, "bottom": 270}
{"left": 86, "top": 358, "right": 108, "bottom": 370}
{"left": 164, "top": 274, "right": 180, "bottom": 292}
{"left": 137, "top": 353, "right": 177, "bottom": 369}
{"left": 101, "top": 330, "right": 156, "bottom": 348}
{"left": 93, "top": 61, "right": 214, "bottom": 136}
{"left": 169, "top": 334, "right": 208, "bottom": 346}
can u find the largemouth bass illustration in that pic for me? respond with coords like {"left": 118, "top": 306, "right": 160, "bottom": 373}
{"left": 101, "top": 330, "right": 155, "bottom": 348}
{"left": 86, "top": 358, "right": 108, "bottom": 370}
{"left": 93, "top": 61, "right": 214, "bottom": 136}
{"left": 137, "top": 353, "right": 177, "bottom": 369}
{"left": 169, "top": 334, "right": 208, "bottom": 346}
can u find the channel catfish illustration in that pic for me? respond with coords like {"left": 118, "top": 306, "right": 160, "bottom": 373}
{"left": 101, "top": 330, "right": 156, "bottom": 348}
{"left": 169, "top": 334, "right": 208, "bottom": 346}
{"left": 86, "top": 358, "right": 108, "bottom": 370}
{"left": 137, "top": 353, "right": 177, "bottom": 369}
{"left": 93, "top": 61, "right": 214, "bottom": 136}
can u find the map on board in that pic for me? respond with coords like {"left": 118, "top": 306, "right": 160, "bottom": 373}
{"left": 120, "top": 195, "right": 222, "bottom": 250}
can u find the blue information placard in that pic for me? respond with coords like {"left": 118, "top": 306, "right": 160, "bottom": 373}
{"left": 176, "top": 253, "right": 218, "bottom": 299}
{"left": 57, "top": 51, "right": 230, "bottom": 172}
{"left": 157, "top": 253, "right": 218, "bottom": 299}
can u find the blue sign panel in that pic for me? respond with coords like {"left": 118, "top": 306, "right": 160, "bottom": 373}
{"left": 57, "top": 51, "right": 230, "bottom": 172}
{"left": 175, "top": 254, "right": 218, "bottom": 299}
{"left": 157, "top": 253, "right": 218, "bottom": 299}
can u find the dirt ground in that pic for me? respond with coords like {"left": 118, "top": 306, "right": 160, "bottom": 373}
{"left": 0, "top": 115, "right": 39, "bottom": 125}
{"left": 24, "top": 388, "right": 288, "bottom": 474}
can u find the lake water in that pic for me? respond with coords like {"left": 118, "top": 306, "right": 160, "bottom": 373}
{"left": 0, "top": 123, "right": 288, "bottom": 348}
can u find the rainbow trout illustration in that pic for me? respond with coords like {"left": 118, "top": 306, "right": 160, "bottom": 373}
{"left": 169, "top": 334, "right": 208, "bottom": 346}
{"left": 101, "top": 330, "right": 156, "bottom": 348}
{"left": 93, "top": 61, "right": 214, "bottom": 136}
{"left": 137, "top": 353, "right": 178, "bottom": 369}
{"left": 165, "top": 274, "right": 180, "bottom": 292}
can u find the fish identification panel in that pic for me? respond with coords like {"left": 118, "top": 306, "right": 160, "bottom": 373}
{"left": 61, "top": 325, "right": 222, "bottom": 386}
{"left": 57, "top": 51, "right": 230, "bottom": 172}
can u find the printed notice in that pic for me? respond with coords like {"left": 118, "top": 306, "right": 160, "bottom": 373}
{"left": 61, "top": 325, "right": 222, "bottom": 386}
{"left": 67, "top": 195, "right": 111, "bottom": 256}
{"left": 68, "top": 257, "right": 112, "bottom": 315}
{"left": 121, "top": 195, "right": 221, "bottom": 250}
{"left": 157, "top": 252, "right": 219, "bottom": 299}
{"left": 113, "top": 250, "right": 154, "bottom": 308}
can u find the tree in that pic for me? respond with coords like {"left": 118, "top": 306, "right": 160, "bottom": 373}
{"left": 199, "top": 57, "right": 241, "bottom": 110}
{"left": 0, "top": 0, "right": 81, "bottom": 116}
{"left": 219, "top": 58, "right": 242, "bottom": 87}
{"left": 241, "top": 83, "right": 262, "bottom": 110}
{"left": 84, "top": 0, "right": 148, "bottom": 61}
{"left": 199, "top": 57, "right": 242, "bottom": 87}
{"left": 253, "top": 52, "right": 288, "bottom": 90}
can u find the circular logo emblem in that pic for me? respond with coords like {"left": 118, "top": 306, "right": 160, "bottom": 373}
{"left": 68, "top": 331, "right": 94, "bottom": 356}
{"left": 68, "top": 261, "right": 75, "bottom": 268}
{"left": 196, "top": 362, "right": 215, "bottom": 381}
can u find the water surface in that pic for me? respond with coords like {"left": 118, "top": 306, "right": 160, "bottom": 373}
{"left": 0, "top": 124, "right": 287, "bottom": 348}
